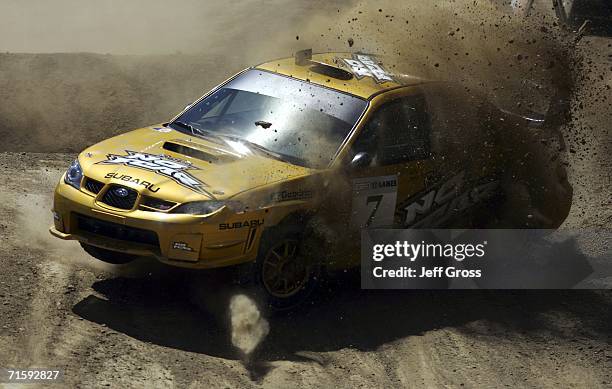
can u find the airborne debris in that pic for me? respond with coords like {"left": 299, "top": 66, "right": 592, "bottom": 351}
{"left": 229, "top": 294, "right": 270, "bottom": 356}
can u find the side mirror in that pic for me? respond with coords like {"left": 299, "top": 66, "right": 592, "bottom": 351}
{"left": 349, "top": 152, "right": 372, "bottom": 169}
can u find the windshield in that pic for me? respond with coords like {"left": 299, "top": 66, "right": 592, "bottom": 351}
{"left": 170, "top": 69, "right": 368, "bottom": 168}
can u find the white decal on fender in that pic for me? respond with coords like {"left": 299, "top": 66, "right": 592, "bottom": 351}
{"left": 351, "top": 175, "right": 398, "bottom": 228}
{"left": 401, "top": 171, "right": 500, "bottom": 227}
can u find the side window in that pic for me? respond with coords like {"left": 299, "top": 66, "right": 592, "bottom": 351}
{"left": 351, "top": 94, "right": 431, "bottom": 166}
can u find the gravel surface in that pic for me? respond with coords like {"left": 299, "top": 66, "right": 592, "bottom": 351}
{"left": 0, "top": 29, "right": 609, "bottom": 389}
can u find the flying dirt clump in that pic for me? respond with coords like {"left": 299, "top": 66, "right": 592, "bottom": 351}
{"left": 229, "top": 294, "right": 270, "bottom": 357}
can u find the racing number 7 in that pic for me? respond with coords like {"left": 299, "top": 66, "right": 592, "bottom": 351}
{"left": 365, "top": 195, "right": 383, "bottom": 227}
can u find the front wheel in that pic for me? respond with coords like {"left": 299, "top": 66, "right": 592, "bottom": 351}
{"left": 252, "top": 226, "right": 321, "bottom": 311}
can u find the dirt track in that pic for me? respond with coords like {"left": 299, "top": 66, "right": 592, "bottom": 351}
{"left": 0, "top": 29, "right": 611, "bottom": 389}
{"left": 0, "top": 150, "right": 610, "bottom": 388}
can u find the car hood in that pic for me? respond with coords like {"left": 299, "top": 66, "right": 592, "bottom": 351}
{"left": 78, "top": 125, "right": 312, "bottom": 202}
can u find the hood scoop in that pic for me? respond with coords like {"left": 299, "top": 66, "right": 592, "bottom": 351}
{"left": 163, "top": 141, "right": 217, "bottom": 163}
{"left": 163, "top": 140, "right": 239, "bottom": 164}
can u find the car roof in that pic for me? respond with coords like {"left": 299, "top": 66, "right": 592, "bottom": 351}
{"left": 254, "top": 52, "right": 424, "bottom": 99}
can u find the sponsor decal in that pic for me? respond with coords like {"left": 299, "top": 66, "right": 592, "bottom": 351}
{"left": 270, "top": 189, "right": 313, "bottom": 202}
{"left": 341, "top": 54, "right": 395, "bottom": 83}
{"left": 172, "top": 242, "right": 194, "bottom": 252}
{"left": 104, "top": 172, "right": 160, "bottom": 193}
{"left": 398, "top": 171, "right": 499, "bottom": 227}
{"left": 353, "top": 178, "right": 397, "bottom": 192}
{"left": 351, "top": 175, "right": 398, "bottom": 228}
{"left": 97, "top": 150, "right": 207, "bottom": 194}
{"left": 219, "top": 219, "right": 264, "bottom": 230}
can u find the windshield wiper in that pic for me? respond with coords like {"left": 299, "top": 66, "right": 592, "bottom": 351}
{"left": 215, "top": 133, "right": 280, "bottom": 156}
{"left": 215, "top": 133, "right": 275, "bottom": 154}
{"left": 215, "top": 133, "right": 307, "bottom": 166}
{"left": 172, "top": 121, "right": 224, "bottom": 143}
{"left": 173, "top": 121, "right": 203, "bottom": 136}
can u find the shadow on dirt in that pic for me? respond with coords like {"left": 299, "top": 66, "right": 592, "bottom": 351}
{"left": 72, "top": 268, "right": 612, "bottom": 365}
{"left": 72, "top": 269, "right": 235, "bottom": 357}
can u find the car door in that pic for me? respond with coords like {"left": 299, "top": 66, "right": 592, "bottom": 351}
{"left": 346, "top": 89, "right": 434, "bottom": 231}
{"left": 319, "top": 88, "right": 435, "bottom": 269}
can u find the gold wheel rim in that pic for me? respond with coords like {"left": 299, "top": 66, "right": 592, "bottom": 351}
{"left": 261, "top": 239, "right": 310, "bottom": 298}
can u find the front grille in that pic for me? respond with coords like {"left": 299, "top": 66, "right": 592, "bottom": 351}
{"left": 76, "top": 214, "right": 159, "bottom": 246}
{"left": 83, "top": 177, "right": 105, "bottom": 194}
{"left": 100, "top": 185, "right": 138, "bottom": 210}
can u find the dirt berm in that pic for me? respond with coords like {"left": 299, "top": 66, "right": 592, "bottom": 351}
{"left": 0, "top": 52, "right": 246, "bottom": 153}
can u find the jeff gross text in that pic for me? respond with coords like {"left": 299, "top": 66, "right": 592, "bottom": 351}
{"left": 371, "top": 241, "right": 487, "bottom": 279}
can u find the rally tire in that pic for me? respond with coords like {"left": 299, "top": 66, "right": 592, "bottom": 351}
{"left": 252, "top": 225, "right": 321, "bottom": 312}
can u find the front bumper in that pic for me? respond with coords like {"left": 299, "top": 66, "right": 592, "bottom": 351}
{"left": 50, "top": 181, "right": 264, "bottom": 269}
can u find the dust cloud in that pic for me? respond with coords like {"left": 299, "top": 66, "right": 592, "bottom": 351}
{"left": 0, "top": 0, "right": 356, "bottom": 153}
{"left": 0, "top": 0, "right": 351, "bottom": 58}
{"left": 0, "top": 1, "right": 580, "bottom": 154}
{"left": 229, "top": 294, "right": 270, "bottom": 357}
{"left": 13, "top": 169, "right": 112, "bottom": 272}
{"left": 298, "top": 0, "right": 577, "bottom": 115}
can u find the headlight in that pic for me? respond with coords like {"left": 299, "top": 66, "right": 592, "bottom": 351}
{"left": 173, "top": 201, "right": 225, "bottom": 215}
{"left": 64, "top": 159, "right": 83, "bottom": 189}
{"left": 172, "top": 200, "right": 244, "bottom": 215}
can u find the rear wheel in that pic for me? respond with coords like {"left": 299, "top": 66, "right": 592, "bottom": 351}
{"left": 80, "top": 242, "right": 138, "bottom": 265}
{"left": 497, "top": 149, "right": 572, "bottom": 228}
{"left": 491, "top": 111, "right": 573, "bottom": 228}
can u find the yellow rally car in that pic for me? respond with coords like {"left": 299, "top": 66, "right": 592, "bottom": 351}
{"left": 50, "top": 51, "right": 572, "bottom": 308}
